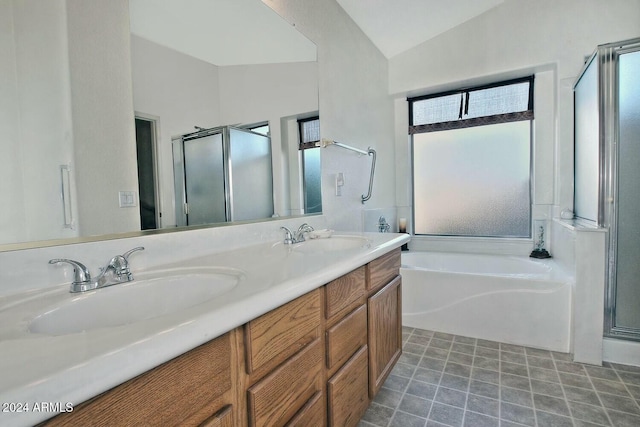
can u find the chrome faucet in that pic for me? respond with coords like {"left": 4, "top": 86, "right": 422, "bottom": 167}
{"left": 49, "top": 247, "right": 145, "bottom": 293}
{"left": 280, "top": 223, "right": 315, "bottom": 244}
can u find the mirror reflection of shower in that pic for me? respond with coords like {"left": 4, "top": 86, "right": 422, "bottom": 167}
{"left": 172, "top": 126, "right": 274, "bottom": 226}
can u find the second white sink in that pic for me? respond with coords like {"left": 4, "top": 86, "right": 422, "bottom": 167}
{"left": 29, "top": 267, "right": 243, "bottom": 336}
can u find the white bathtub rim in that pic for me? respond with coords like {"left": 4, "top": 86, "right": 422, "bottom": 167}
{"left": 401, "top": 250, "right": 574, "bottom": 282}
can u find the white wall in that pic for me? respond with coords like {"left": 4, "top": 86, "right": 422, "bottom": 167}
{"left": 390, "top": 0, "right": 640, "bottom": 253}
{"left": 0, "top": 0, "right": 78, "bottom": 244}
{"left": 66, "top": 0, "right": 140, "bottom": 237}
{"left": 264, "top": 0, "right": 396, "bottom": 231}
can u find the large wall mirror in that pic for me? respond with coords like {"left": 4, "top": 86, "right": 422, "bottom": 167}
{"left": 0, "top": 0, "right": 319, "bottom": 251}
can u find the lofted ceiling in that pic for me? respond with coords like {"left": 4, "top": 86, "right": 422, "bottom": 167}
{"left": 335, "top": 0, "right": 505, "bottom": 58}
{"left": 129, "top": 0, "right": 505, "bottom": 66}
{"left": 128, "top": 0, "right": 316, "bottom": 66}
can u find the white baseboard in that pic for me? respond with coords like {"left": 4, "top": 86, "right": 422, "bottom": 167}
{"left": 603, "top": 337, "right": 640, "bottom": 367}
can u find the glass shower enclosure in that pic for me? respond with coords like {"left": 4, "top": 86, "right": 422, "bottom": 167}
{"left": 574, "top": 38, "right": 640, "bottom": 341}
{"left": 172, "top": 126, "right": 274, "bottom": 226}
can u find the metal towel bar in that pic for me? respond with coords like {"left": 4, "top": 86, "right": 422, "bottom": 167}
{"left": 319, "top": 139, "right": 376, "bottom": 204}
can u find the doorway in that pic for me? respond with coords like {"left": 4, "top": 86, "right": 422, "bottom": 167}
{"left": 134, "top": 116, "right": 160, "bottom": 230}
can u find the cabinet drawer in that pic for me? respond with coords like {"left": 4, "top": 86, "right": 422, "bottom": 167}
{"left": 327, "top": 345, "right": 369, "bottom": 427}
{"left": 326, "top": 304, "right": 367, "bottom": 374}
{"left": 44, "top": 333, "right": 232, "bottom": 427}
{"left": 285, "top": 391, "right": 325, "bottom": 427}
{"left": 245, "top": 289, "right": 321, "bottom": 375}
{"left": 247, "top": 339, "right": 323, "bottom": 427}
{"left": 366, "top": 248, "right": 400, "bottom": 292}
{"left": 200, "top": 405, "right": 233, "bottom": 427}
{"left": 325, "top": 266, "right": 366, "bottom": 321}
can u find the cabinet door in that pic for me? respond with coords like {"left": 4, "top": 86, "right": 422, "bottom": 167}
{"left": 325, "top": 304, "right": 367, "bottom": 375}
{"left": 245, "top": 289, "right": 321, "bottom": 376}
{"left": 327, "top": 345, "right": 369, "bottom": 427}
{"left": 247, "top": 339, "right": 323, "bottom": 427}
{"left": 368, "top": 275, "right": 402, "bottom": 398}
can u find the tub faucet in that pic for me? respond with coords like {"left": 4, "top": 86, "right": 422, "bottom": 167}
{"left": 280, "top": 223, "right": 314, "bottom": 244}
{"left": 49, "top": 247, "right": 145, "bottom": 293}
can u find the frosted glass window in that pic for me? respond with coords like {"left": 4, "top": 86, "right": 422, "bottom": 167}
{"left": 465, "top": 82, "right": 530, "bottom": 119}
{"left": 298, "top": 117, "right": 322, "bottom": 214}
{"left": 413, "top": 121, "right": 531, "bottom": 237}
{"left": 574, "top": 56, "right": 599, "bottom": 222}
{"left": 300, "top": 117, "right": 320, "bottom": 144}
{"left": 412, "top": 93, "right": 462, "bottom": 125}
{"left": 411, "top": 78, "right": 532, "bottom": 127}
{"left": 303, "top": 147, "right": 322, "bottom": 213}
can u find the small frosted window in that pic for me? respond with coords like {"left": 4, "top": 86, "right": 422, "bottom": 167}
{"left": 465, "top": 82, "right": 530, "bottom": 119}
{"left": 413, "top": 121, "right": 531, "bottom": 237}
{"left": 300, "top": 118, "right": 320, "bottom": 144}
{"left": 412, "top": 94, "right": 461, "bottom": 125}
{"left": 412, "top": 79, "right": 531, "bottom": 126}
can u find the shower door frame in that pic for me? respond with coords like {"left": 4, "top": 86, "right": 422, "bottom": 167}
{"left": 587, "top": 38, "right": 640, "bottom": 341}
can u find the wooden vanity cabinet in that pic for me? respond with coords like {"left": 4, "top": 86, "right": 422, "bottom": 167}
{"left": 366, "top": 248, "right": 402, "bottom": 398}
{"left": 324, "top": 267, "right": 369, "bottom": 426}
{"left": 243, "top": 288, "right": 324, "bottom": 427}
{"left": 43, "top": 249, "right": 403, "bottom": 427}
{"left": 42, "top": 331, "right": 238, "bottom": 427}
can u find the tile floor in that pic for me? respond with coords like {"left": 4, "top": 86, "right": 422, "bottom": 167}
{"left": 359, "top": 327, "right": 640, "bottom": 427}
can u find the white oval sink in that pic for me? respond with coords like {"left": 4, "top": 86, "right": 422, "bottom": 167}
{"left": 29, "top": 267, "right": 243, "bottom": 336}
{"left": 292, "top": 235, "right": 371, "bottom": 254}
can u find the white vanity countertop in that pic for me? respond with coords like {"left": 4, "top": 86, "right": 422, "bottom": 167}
{"left": 0, "top": 232, "right": 409, "bottom": 427}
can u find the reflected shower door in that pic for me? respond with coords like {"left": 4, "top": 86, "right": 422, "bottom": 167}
{"left": 183, "top": 133, "right": 226, "bottom": 225}
{"left": 228, "top": 128, "right": 274, "bottom": 221}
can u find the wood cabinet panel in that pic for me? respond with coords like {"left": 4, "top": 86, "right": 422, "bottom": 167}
{"left": 247, "top": 338, "right": 323, "bottom": 427}
{"left": 326, "top": 304, "right": 367, "bottom": 375}
{"left": 44, "top": 332, "right": 233, "bottom": 427}
{"left": 368, "top": 275, "right": 402, "bottom": 398}
{"left": 325, "top": 266, "right": 365, "bottom": 322}
{"left": 327, "top": 345, "right": 369, "bottom": 427}
{"left": 200, "top": 405, "right": 233, "bottom": 427}
{"left": 285, "top": 391, "right": 325, "bottom": 427}
{"left": 245, "top": 289, "right": 321, "bottom": 375}
{"left": 366, "top": 248, "right": 400, "bottom": 292}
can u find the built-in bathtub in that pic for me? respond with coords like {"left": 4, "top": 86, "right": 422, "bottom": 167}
{"left": 400, "top": 251, "right": 574, "bottom": 352}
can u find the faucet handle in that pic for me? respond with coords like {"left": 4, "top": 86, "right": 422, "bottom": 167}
{"left": 281, "top": 227, "right": 294, "bottom": 244}
{"left": 49, "top": 259, "right": 92, "bottom": 284}
{"left": 110, "top": 247, "right": 145, "bottom": 277}
{"left": 122, "top": 246, "right": 145, "bottom": 260}
{"left": 297, "top": 223, "right": 314, "bottom": 232}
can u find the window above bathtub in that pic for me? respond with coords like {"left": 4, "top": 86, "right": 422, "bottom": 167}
{"left": 409, "top": 77, "right": 534, "bottom": 238}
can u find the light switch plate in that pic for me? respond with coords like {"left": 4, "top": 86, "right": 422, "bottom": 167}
{"left": 118, "top": 191, "right": 138, "bottom": 207}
